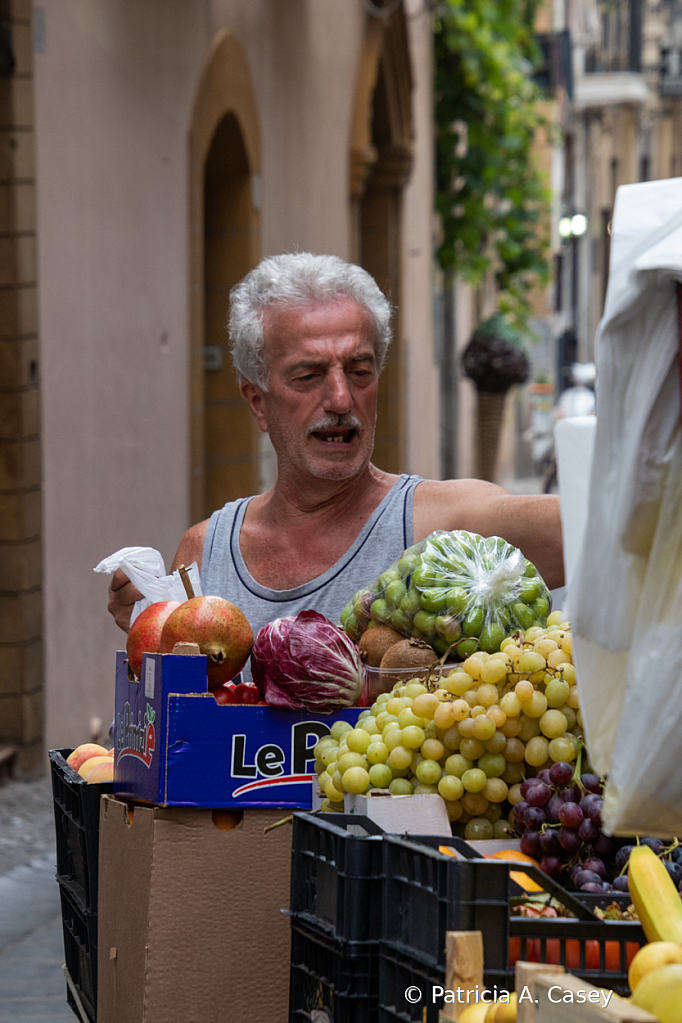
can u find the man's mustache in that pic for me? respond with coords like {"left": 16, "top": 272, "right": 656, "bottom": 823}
{"left": 307, "top": 414, "right": 363, "bottom": 435}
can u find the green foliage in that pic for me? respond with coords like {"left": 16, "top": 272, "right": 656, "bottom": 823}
{"left": 435, "top": 0, "right": 552, "bottom": 329}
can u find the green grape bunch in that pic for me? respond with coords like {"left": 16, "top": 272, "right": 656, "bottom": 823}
{"left": 340, "top": 530, "right": 552, "bottom": 659}
{"left": 314, "top": 611, "right": 583, "bottom": 842}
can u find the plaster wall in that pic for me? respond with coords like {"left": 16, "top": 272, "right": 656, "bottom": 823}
{"left": 402, "top": 0, "right": 439, "bottom": 480}
{"left": 34, "top": 0, "right": 434, "bottom": 748}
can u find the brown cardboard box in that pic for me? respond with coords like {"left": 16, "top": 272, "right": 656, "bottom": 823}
{"left": 97, "top": 795, "right": 292, "bottom": 1023}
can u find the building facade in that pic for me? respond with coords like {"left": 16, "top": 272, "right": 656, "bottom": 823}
{"left": 0, "top": 0, "right": 439, "bottom": 767}
{"left": 497, "top": 0, "right": 682, "bottom": 485}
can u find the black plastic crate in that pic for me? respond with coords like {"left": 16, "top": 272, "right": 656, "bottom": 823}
{"left": 570, "top": 889, "right": 632, "bottom": 911}
{"left": 59, "top": 880, "right": 98, "bottom": 1023}
{"left": 50, "top": 747, "right": 112, "bottom": 913}
{"left": 290, "top": 915, "right": 379, "bottom": 1023}
{"left": 508, "top": 915, "right": 644, "bottom": 995}
{"left": 383, "top": 835, "right": 645, "bottom": 997}
{"left": 382, "top": 835, "right": 511, "bottom": 988}
{"left": 291, "top": 812, "right": 384, "bottom": 942}
{"left": 378, "top": 944, "right": 445, "bottom": 1023}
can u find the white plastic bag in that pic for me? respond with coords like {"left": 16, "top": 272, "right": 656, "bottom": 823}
{"left": 94, "top": 545, "right": 202, "bottom": 626}
{"left": 602, "top": 440, "right": 682, "bottom": 836}
{"left": 342, "top": 530, "right": 551, "bottom": 657}
{"left": 568, "top": 177, "right": 682, "bottom": 833}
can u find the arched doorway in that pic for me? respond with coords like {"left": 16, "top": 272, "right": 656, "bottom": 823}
{"left": 189, "top": 31, "right": 262, "bottom": 523}
{"left": 350, "top": 5, "right": 413, "bottom": 473}
{"left": 203, "top": 114, "right": 260, "bottom": 516}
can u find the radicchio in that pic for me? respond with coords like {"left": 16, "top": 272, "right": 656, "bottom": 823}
{"left": 251, "top": 610, "right": 364, "bottom": 712}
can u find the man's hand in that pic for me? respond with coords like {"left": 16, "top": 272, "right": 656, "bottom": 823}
{"left": 107, "top": 521, "right": 208, "bottom": 633}
{"left": 107, "top": 568, "right": 143, "bottom": 633}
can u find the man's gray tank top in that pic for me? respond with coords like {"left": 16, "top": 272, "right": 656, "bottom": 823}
{"left": 201, "top": 473, "right": 423, "bottom": 680}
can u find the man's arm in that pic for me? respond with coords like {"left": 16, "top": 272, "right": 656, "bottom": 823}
{"left": 107, "top": 520, "right": 210, "bottom": 633}
{"left": 413, "top": 479, "right": 564, "bottom": 589}
{"left": 169, "top": 520, "right": 209, "bottom": 573}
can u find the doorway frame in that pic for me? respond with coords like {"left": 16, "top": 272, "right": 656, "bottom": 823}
{"left": 188, "top": 30, "right": 262, "bottom": 525}
{"left": 348, "top": 5, "right": 414, "bottom": 472}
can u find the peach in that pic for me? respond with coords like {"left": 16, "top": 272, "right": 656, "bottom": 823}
{"left": 66, "top": 743, "right": 110, "bottom": 772}
{"left": 484, "top": 994, "right": 517, "bottom": 1023}
{"left": 78, "top": 755, "right": 114, "bottom": 779}
{"left": 85, "top": 759, "right": 114, "bottom": 784}
{"left": 459, "top": 1002, "right": 489, "bottom": 1023}
{"left": 629, "top": 941, "right": 682, "bottom": 993}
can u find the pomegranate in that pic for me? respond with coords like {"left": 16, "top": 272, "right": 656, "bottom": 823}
{"left": 126, "top": 600, "right": 181, "bottom": 678}
{"left": 159, "top": 596, "right": 254, "bottom": 690}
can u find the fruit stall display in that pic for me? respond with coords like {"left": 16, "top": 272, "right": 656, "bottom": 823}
{"left": 112, "top": 530, "right": 682, "bottom": 902}
{"left": 318, "top": 613, "right": 593, "bottom": 845}
{"left": 62, "top": 526, "right": 682, "bottom": 1023}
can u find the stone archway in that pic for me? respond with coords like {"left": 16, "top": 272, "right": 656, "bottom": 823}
{"left": 188, "top": 30, "right": 262, "bottom": 523}
{"left": 350, "top": 4, "right": 413, "bottom": 473}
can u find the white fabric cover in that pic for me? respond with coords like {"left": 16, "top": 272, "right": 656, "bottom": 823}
{"left": 568, "top": 177, "right": 682, "bottom": 834}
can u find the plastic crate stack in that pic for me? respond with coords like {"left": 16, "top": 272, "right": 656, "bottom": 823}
{"left": 380, "top": 833, "right": 511, "bottom": 1022}
{"left": 49, "top": 748, "right": 113, "bottom": 1023}
{"left": 289, "top": 813, "right": 384, "bottom": 1023}
{"left": 289, "top": 813, "right": 647, "bottom": 1023}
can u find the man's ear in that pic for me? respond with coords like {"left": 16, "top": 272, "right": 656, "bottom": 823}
{"left": 240, "top": 379, "right": 269, "bottom": 434}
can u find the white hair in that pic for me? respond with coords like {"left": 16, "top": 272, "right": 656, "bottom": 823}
{"left": 227, "top": 252, "right": 392, "bottom": 389}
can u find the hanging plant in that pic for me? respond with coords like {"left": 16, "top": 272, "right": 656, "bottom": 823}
{"left": 461, "top": 312, "right": 530, "bottom": 481}
{"left": 461, "top": 312, "right": 530, "bottom": 394}
{"left": 435, "top": 0, "right": 552, "bottom": 330}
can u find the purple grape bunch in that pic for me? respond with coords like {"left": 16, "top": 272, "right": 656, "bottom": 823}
{"left": 513, "top": 762, "right": 629, "bottom": 892}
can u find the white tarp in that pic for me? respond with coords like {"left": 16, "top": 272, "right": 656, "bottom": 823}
{"left": 568, "top": 176, "right": 682, "bottom": 835}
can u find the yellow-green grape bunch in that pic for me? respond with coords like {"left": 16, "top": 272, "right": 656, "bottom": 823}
{"left": 314, "top": 611, "right": 581, "bottom": 840}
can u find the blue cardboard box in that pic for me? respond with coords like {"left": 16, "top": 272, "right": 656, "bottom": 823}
{"left": 113, "top": 651, "right": 362, "bottom": 808}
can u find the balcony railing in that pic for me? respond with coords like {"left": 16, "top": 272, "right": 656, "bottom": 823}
{"left": 584, "top": 0, "right": 643, "bottom": 73}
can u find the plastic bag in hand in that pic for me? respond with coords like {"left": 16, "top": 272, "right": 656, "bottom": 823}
{"left": 341, "top": 530, "right": 551, "bottom": 658}
{"left": 94, "top": 545, "right": 202, "bottom": 626}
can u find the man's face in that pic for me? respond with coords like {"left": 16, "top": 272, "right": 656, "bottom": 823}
{"left": 241, "top": 299, "right": 380, "bottom": 483}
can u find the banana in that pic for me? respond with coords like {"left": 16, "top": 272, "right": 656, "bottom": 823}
{"left": 628, "top": 844, "right": 682, "bottom": 943}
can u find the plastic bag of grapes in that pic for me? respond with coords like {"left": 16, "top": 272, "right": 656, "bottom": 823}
{"left": 341, "top": 530, "right": 552, "bottom": 658}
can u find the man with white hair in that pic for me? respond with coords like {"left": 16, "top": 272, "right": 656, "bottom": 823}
{"left": 108, "top": 253, "right": 563, "bottom": 639}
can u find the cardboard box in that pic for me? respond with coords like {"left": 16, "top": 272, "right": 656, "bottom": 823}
{"left": 465, "top": 838, "right": 522, "bottom": 857}
{"left": 97, "top": 795, "right": 292, "bottom": 1023}
{"left": 344, "top": 791, "right": 453, "bottom": 836}
{"left": 114, "top": 650, "right": 362, "bottom": 808}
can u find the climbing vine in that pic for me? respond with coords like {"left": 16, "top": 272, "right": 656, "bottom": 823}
{"left": 435, "top": 0, "right": 552, "bottom": 329}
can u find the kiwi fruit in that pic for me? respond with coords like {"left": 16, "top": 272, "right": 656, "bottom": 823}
{"left": 358, "top": 624, "right": 405, "bottom": 667}
{"left": 380, "top": 637, "right": 436, "bottom": 671}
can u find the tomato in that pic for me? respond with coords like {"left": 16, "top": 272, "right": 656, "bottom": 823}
{"left": 548, "top": 940, "right": 614, "bottom": 972}
{"left": 213, "top": 684, "right": 237, "bottom": 705}
{"left": 508, "top": 938, "right": 541, "bottom": 965}
{"left": 233, "top": 682, "right": 262, "bottom": 705}
{"left": 508, "top": 934, "right": 641, "bottom": 974}
{"left": 626, "top": 942, "right": 641, "bottom": 969}
{"left": 508, "top": 937, "right": 521, "bottom": 965}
